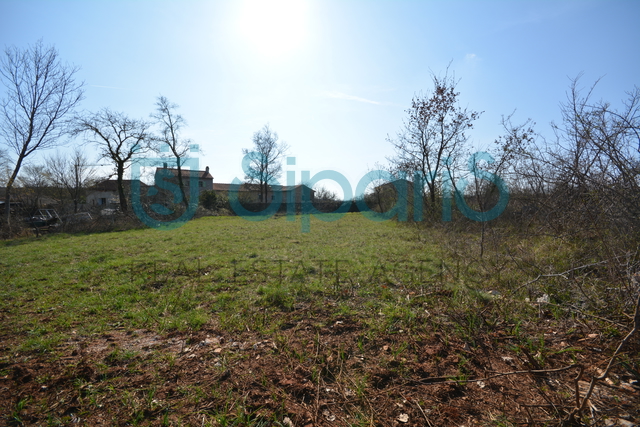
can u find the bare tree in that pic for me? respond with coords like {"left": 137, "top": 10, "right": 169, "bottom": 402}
{"left": 0, "top": 40, "right": 84, "bottom": 226}
{"left": 502, "top": 117, "right": 547, "bottom": 197}
{"left": 151, "top": 96, "right": 193, "bottom": 208}
{"left": 465, "top": 114, "right": 539, "bottom": 216}
{"left": 388, "top": 70, "right": 481, "bottom": 214}
{"left": 242, "top": 124, "right": 289, "bottom": 203}
{"left": 548, "top": 76, "right": 640, "bottom": 232}
{"left": 15, "top": 164, "right": 51, "bottom": 210}
{"left": 314, "top": 186, "right": 339, "bottom": 202}
{"left": 74, "top": 109, "right": 151, "bottom": 213}
{"left": 46, "top": 148, "right": 97, "bottom": 213}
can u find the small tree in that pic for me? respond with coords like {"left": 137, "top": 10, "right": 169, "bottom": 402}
{"left": 388, "top": 69, "right": 481, "bottom": 214}
{"left": 151, "top": 96, "right": 193, "bottom": 208}
{"left": 16, "top": 164, "right": 51, "bottom": 211}
{"left": 46, "top": 148, "right": 97, "bottom": 213}
{"left": 314, "top": 186, "right": 339, "bottom": 201}
{"left": 0, "top": 40, "right": 84, "bottom": 227}
{"left": 199, "top": 190, "right": 218, "bottom": 210}
{"left": 242, "top": 124, "right": 289, "bottom": 203}
{"left": 74, "top": 109, "right": 151, "bottom": 213}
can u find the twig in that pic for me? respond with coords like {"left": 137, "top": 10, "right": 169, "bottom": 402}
{"left": 414, "top": 399, "right": 433, "bottom": 427}
{"left": 564, "top": 304, "right": 628, "bottom": 328}
{"left": 573, "top": 365, "right": 584, "bottom": 411}
{"left": 567, "top": 290, "right": 640, "bottom": 422}
{"left": 384, "top": 364, "right": 583, "bottom": 388}
{"left": 509, "top": 260, "right": 611, "bottom": 296}
{"left": 313, "top": 332, "right": 321, "bottom": 425}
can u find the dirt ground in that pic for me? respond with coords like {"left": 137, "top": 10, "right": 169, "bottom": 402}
{"left": 1, "top": 306, "right": 639, "bottom": 426}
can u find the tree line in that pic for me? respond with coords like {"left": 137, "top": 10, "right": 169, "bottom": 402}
{"left": 369, "top": 67, "right": 639, "bottom": 239}
{"left": 2, "top": 40, "right": 638, "bottom": 246}
{"left": 0, "top": 40, "right": 316, "bottom": 234}
{"left": 0, "top": 41, "right": 200, "bottom": 232}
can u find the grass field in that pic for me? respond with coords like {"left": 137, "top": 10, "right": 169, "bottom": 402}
{"left": 1, "top": 214, "right": 438, "bottom": 345}
{"left": 1, "top": 214, "right": 638, "bottom": 426}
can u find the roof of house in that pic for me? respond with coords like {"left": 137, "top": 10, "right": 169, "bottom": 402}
{"left": 212, "top": 183, "right": 253, "bottom": 192}
{"left": 157, "top": 167, "right": 213, "bottom": 180}
{"left": 89, "top": 180, "right": 149, "bottom": 192}
{"left": 212, "top": 183, "right": 315, "bottom": 193}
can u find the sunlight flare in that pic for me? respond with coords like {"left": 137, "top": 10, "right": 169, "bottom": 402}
{"left": 238, "top": 0, "right": 308, "bottom": 57}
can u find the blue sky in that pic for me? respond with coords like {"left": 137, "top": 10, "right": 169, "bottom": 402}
{"left": 1, "top": 0, "right": 639, "bottom": 196}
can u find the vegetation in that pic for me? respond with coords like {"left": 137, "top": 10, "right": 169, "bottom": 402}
{"left": 199, "top": 190, "right": 219, "bottom": 211}
{"left": 1, "top": 214, "right": 638, "bottom": 425}
{"left": 1, "top": 40, "right": 638, "bottom": 424}
{"left": 151, "top": 96, "right": 195, "bottom": 209}
{"left": 0, "top": 40, "right": 84, "bottom": 228}
{"left": 73, "top": 108, "right": 153, "bottom": 214}
{"left": 242, "top": 124, "right": 290, "bottom": 204}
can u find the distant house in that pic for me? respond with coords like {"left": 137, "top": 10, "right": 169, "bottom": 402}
{"left": 86, "top": 180, "right": 149, "bottom": 210}
{"left": 212, "top": 183, "right": 315, "bottom": 204}
{"left": 370, "top": 178, "right": 416, "bottom": 212}
{"left": 154, "top": 165, "right": 214, "bottom": 193}
{"left": 150, "top": 164, "right": 315, "bottom": 206}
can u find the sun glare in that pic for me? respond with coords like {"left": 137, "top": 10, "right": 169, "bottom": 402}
{"left": 238, "top": 0, "right": 308, "bottom": 58}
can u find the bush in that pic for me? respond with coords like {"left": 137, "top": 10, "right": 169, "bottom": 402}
{"left": 199, "top": 190, "right": 217, "bottom": 210}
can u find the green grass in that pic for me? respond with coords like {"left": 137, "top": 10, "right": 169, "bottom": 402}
{"left": 3, "top": 213, "right": 636, "bottom": 425}
{"left": 3, "top": 212, "right": 622, "bottom": 355}
{"left": 1, "top": 213, "right": 442, "bottom": 348}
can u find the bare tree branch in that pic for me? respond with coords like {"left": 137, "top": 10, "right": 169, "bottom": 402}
{"left": 45, "top": 148, "right": 97, "bottom": 213}
{"left": 243, "top": 124, "right": 289, "bottom": 203}
{"left": 73, "top": 109, "right": 151, "bottom": 213}
{"left": 568, "top": 288, "right": 640, "bottom": 422}
{"left": 151, "top": 96, "right": 194, "bottom": 208}
{"left": 387, "top": 68, "right": 481, "bottom": 215}
{"left": 0, "top": 40, "right": 84, "bottom": 227}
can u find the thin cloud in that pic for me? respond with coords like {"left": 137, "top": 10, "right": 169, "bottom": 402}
{"left": 323, "top": 90, "right": 381, "bottom": 105}
{"left": 465, "top": 53, "right": 479, "bottom": 62}
{"left": 464, "top": 53, "right": 482, "bottom": 69}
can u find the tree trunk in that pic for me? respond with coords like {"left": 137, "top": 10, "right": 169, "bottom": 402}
{"left": 3, "top": 159, "right": 24, "bottom": 229}
{"left": 3, "top": 183, "right": 12, "bottom": 229}
{"left": 176, "top": 163, "right": 189, "bottom": 208}
{"left": 117, "top": 164, "right": 128, "bottom": 213}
